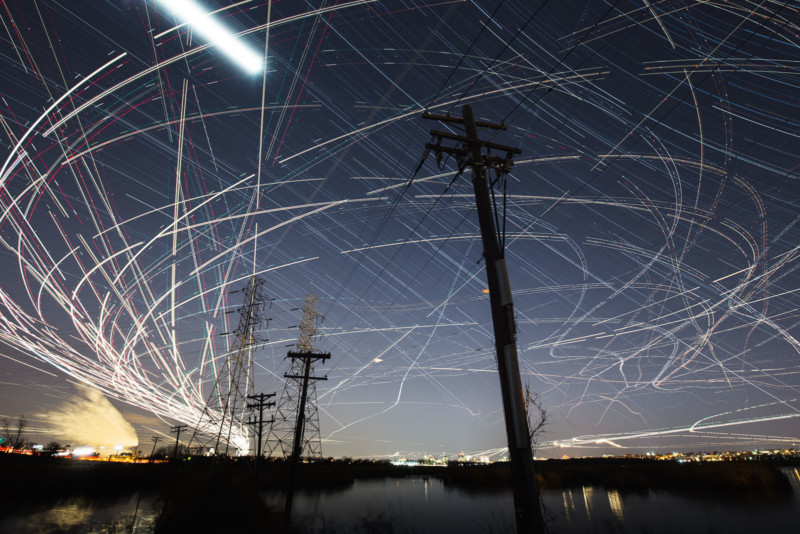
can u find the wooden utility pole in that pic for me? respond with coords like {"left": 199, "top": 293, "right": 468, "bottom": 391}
{"left": 150, "top": 436, "right": 162, "bottom": 460}
{"left": 246, "top": 391, "right": 275, "bottom": 479}
{"left": 170, "top": 424, "right": 187, "bottom": 460}
{"left": 422, "top": 105, "right": 544, "bottom": 534}
{"left": 283, "top": 350, "right": 330, "bottom": 521}
{"left": 286, "top": 352, "right": 330, "bottom": 465}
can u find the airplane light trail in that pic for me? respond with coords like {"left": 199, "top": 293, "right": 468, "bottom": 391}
{"left": 0, "top": 0, "right": 799, "bottom": 459}
{"left": 152, "top": 0, "right": 262, "bottom": 74}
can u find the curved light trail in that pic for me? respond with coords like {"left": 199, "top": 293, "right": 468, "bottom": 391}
{"left": 0, "top": 0, "right": 799, "bottom": 458}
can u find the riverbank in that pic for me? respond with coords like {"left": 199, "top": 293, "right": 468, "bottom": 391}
{"left": 441, "top": 459, "right": 794, "bottom": 502}
{"left": 1, "top": 453, "right": 793, "bottom": 502}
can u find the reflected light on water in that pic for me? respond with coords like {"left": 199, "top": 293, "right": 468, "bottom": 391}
{"left": 582, "top": 486, "right": 594, "bottom": 520}
{"left": 607, "top": 489, "right": 624, "bottom": 521}
{"left": 788, "top": 468, "right": 800, "bottom": 486}
{"left": 43, "top": 503, "right": 93, "bottom": 531}
{"left": 3, "top": 474, "right": 799, "bottom": 534}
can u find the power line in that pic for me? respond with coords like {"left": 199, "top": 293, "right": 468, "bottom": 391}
{"left": 427, "top": 0, "right": 511, "bottom": 109}
{"left": 500, "top": 0, "right": 794, "bottom": 237}
{"left": 321, "top": 1, "right": 623, "bottom": 351}
{"left": 499, "top": 0, "right": 624, "bottom": 126}
{"left": 445, "top": 0, "right": 552, "bottom": 116}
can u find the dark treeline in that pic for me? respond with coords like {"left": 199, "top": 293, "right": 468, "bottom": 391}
{"left": 1, "top": 453, "right": 794, "bottom": 497}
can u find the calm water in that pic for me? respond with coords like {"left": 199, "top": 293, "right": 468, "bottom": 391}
{"left": 2, "top": 468, "right": 799, "bottom": 533}
{"left": 277, "top": 468, "right": 800, "bottom": 533}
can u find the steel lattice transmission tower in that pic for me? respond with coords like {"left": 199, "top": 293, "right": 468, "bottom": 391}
{"left": 266, "top": 294, "right": 330, "bottom": 459}
{"left": 191, "top": 276, "right": 272, "bottom": 456}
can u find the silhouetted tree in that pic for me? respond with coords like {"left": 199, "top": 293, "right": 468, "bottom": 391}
{"left": 153, "top": 444, "right": 189, "bottom": 459}
{"left": 525, "top": 386, "right": 554, "bottom": 532}
{"left": 1, "top": 416, "right": 26, "bottom": 449}
{"left": 524, "top": 386, "right": 547, "bottom": 455}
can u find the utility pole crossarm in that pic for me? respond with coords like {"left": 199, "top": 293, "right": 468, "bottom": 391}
{"left": 286, "top": 351, "right": 331, "bottom": 360}
{"left": 284, "top": 374, "right": 328, "bottom": 381}
{"left": 422, "top": 110, "right": 508, "bottom": 130}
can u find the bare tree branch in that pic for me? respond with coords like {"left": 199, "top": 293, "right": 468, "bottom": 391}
{"left": 2, "top": 416, "right": 27, "bottom": 449}
{"left": 524, "top": 385, "right": 547, "bottom": 455}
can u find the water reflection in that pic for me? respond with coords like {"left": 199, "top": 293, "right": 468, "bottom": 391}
{"left": 561, "top": 489, "right": 575, "bottom": 520}
{"left": 272, "top": 473, "right": 799, "bottom": 533}
{"left": 1, "top": 470, "right": 798, "bottom": 533}
{"left": 0, "top": 494, "right": 157, "bottom": 534}
{"left": 582, "top": 486, "right": 594, "bottom": 521}
{"left": 40, "top": 501, "right": 93, "bottom": 530}
{"left": 786, "top": 467, "right": 800, "bottom": 487}
{"left": 607, "top": 489, "right": 624, "bottom": 521}
{"left": 539, "top": 471, "right": 799, "bottom": 534}
{"left": 267, "top": 477, "right": 515, "bottom": 533}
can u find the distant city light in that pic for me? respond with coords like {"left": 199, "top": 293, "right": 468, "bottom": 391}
{"left": 154, "top": 0, "right": 262, "bottom": 74}
{"left": 72, "top": 446, "right": 96, "bottom": 457}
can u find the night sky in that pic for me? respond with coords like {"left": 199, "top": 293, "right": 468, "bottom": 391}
{"left": 1, "top": 0, "right": 800, "bottom": 459}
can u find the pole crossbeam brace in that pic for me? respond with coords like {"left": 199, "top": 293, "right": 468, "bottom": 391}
{"left": 424, "top": 143, "right": 462, "bottom": 157}
{"left": 421, "top": 105, "right": 545, "bottom": 534}
{"left": 428, "top": 130, "right": 522, "bottom": 154}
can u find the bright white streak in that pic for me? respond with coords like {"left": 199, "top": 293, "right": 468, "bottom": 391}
{"left": 42, "top": 2, "right": 375, "bottom": 138}
{"left": 153, "top": 0, "right": 253, "bottom": 39}
{"left": 0, "top": 53, "right": 126, "bottom": 186}
{"left": 153, "top": 0, "right": 262, "bottom": 74}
